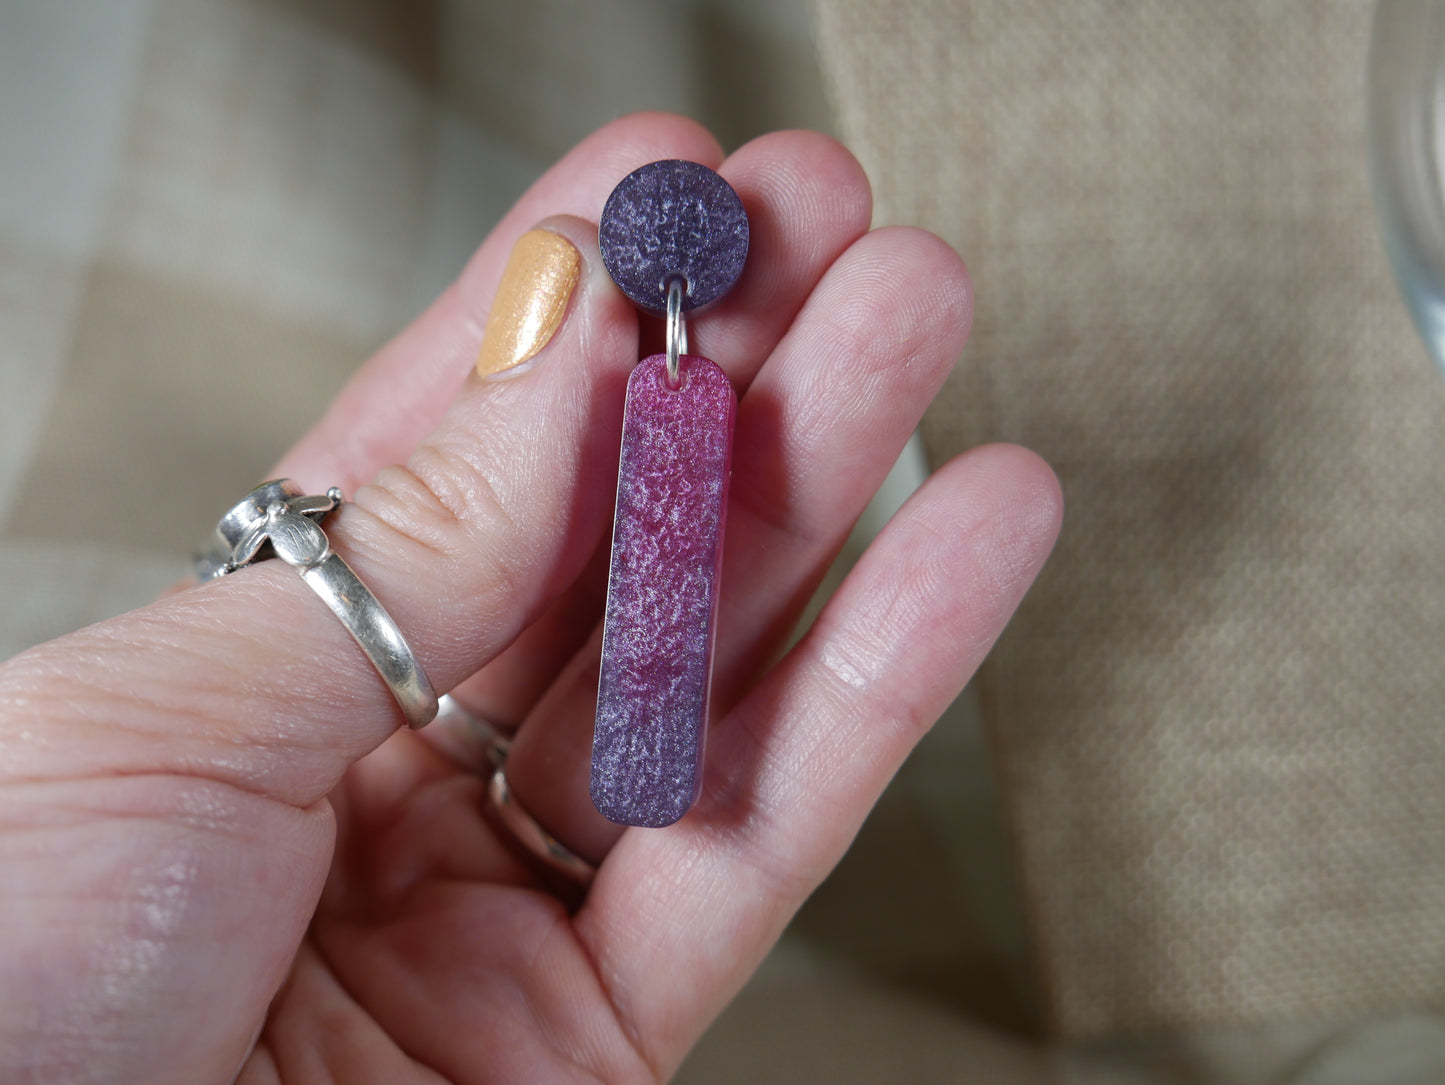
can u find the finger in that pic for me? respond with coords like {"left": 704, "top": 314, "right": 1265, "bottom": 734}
{"left": 274, "top": 111, "right": 724, "bottom": 494}
{"left": 503, "top": 225, "right": 973, "bottom": 862}
{"left": 575, "top": 445, "right": 1063, "bottom": 1076}
{"left": 715, "top": 225, "right": 974, "bottom": 699}
{"left": 689, "top": 129, "right": 873, "bottom": 384}
{"left": 0, "top": 215, "right": 633, "bottom": 809}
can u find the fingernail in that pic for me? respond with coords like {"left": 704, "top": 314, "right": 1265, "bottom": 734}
{"left": 476, "top": 229, "right": 582, "bottom": 378}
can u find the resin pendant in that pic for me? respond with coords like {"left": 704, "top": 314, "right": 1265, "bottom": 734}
{"left": 592, "top": 352, "right": 736, "bottom": 826}
{"left": 592, "top": 159, "right": 748, "bottom": 827}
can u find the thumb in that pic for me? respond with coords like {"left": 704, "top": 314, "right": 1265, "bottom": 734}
{"left": 1, "top": 213, "right": 634, "bottom": 805}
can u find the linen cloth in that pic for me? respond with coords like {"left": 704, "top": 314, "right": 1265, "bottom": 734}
{"left": 815, "top": 0, "right": 1445, "bottom": 1037}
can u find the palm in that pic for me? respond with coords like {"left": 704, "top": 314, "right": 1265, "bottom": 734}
{"left": 270, "top": 765, "right": 641, "bottom": 1082}
{"left": 0, "top": 115, "right": 1059, "bottom": 1084}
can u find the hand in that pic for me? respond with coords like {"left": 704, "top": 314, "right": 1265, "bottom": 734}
{"left": 0, "top": 114, "right": 1060, "bottom": 1083}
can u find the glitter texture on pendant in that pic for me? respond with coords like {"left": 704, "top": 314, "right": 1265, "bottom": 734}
{"left": 598, "top": 159, "right": 749, "bottom": 316}
{"left": 592, "top": 352, "right": 736, "bottom": 827}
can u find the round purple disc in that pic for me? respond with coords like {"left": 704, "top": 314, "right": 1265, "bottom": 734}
{"left": 599, "top": 160, "right": 749, "bottom": 316}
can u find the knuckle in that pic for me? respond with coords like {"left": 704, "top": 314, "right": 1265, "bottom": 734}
{"left": 350, "top": 452, "right": 519, "bottom": 595}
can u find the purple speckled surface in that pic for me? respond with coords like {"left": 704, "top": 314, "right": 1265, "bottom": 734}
{"left": 592, "top": 352, "right": 737, "bottom": 827}
{"left": 598, "top": 159, "right": 749, "bottom": 315}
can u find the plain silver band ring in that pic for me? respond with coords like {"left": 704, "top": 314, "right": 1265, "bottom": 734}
{"left": 428, "top": 696, "right": 593, "bottom": 886}
{"left": 488, "top": 765, "right": 597, "bottom": 887}
{"left": 196, "top": 479, "right": 439, "bottom": 729}
{"left": 425, "top": 693, "right": 512, "bottom": 771}
{"left": 298, "top": 554, "right": 438, "bottom": 728}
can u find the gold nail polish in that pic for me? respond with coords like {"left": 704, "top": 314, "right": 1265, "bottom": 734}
{"left": 476, "top": 229, "right": 582, "bottom": 378}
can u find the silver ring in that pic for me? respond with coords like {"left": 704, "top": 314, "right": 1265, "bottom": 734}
{"left": 488, "top": 764, "right": 597, "bottom": 887}
{"left": 664, "top": 273, "right": 688, "bottom": 387}
{"left": 423, "top": 693, "right": 511, "bottom": 772}
{"left": 196, "top": 479, "right": 439, "bottom": 729}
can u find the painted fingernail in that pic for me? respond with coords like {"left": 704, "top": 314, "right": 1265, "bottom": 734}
{"left": 476, "top": 228, "right": 581, "bottom": 378}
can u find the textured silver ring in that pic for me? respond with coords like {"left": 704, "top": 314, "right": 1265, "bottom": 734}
{"left": 488, "top": 764, "right": 597, "bottom": 887}
{"left": 196, "top": 479, "right": 439, "bottom": 729}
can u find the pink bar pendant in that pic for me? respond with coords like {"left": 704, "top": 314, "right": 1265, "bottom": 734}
{"left": 592, "top": 352, "right": 736, "bottom": 827}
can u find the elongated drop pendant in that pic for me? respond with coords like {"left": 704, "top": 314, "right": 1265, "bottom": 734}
{"left": 592, "top": 352, "right": 736, "bottom": 826}
{"left": 592, "top": 158, "right": 748, "bottom": 827}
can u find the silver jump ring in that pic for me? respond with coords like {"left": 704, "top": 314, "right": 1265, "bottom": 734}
{"left": 195, "top": 479, "right": 439, "bottom": 729}
{"left": 488, "top": 764, "right": 597, "bottom": 887}
{"left": 664, "top": 274, "right": 688, "bottom": 387}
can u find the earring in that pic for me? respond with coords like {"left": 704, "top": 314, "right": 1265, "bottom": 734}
{"left": 591, "top": 160, "right": 750, "bottom": 827}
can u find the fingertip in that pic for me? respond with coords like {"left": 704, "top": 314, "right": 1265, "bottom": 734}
{"left": 468, "top": 212, "right": 634, "bottom": 387}
{"left": 590, "top": 111, "right": 726, "bottom": 172}
{"left": 869, "top": 225, "right": 973, "bottom": 349}
{"left": 926, "top": 230, "right": 974, "bottom": 343}
{"left": 531, "top": 212, "right": 636, "bottom": 346}
{"left": 933, "top": 442, "right": 1064, "bottom": 571}
{"left": 971, "top": 442, "right": 1063, "bottom": 532}
{"left": 1006, "top": 443, "right": 1065, "bottom": 540}
{"left": 530, "top": 212, "right": 607, "bottom": 286}
{"left": 791, "top": 226, "right": 973, "bottom": 402}
{"left": 725, "top": 128, "right": 873, "bottom": 238}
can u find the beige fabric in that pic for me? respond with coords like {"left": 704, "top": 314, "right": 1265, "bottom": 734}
{"left": 815, "top": 0, "right": 1445, "bottom": 1037}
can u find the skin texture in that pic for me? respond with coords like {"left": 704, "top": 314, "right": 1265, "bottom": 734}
{"left": 0, "top": 114, "right": 1062, "bottom": 1084}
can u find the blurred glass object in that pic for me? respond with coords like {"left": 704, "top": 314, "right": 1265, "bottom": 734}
{"left": 1369, "top": 1, "right": 1445, "bottom": 373}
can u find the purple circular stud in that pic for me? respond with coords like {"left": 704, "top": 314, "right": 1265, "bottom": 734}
{"left": 599, "top": 160, "right": 749, "bottom": 316}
